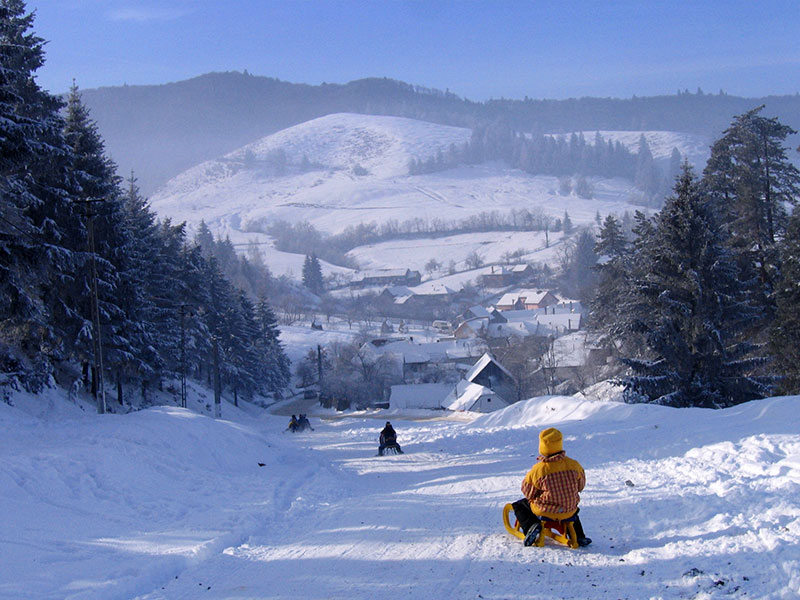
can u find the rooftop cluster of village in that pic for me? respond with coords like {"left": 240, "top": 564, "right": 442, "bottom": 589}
{"left": 299, "top": 264, "right": 604, "bottom": 413}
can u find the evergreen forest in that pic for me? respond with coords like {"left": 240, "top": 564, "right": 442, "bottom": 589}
{"left": 3, "top": 1, "right": 800, "bottom": 412}
{"left": 0, "top": 1, "right": 290, "bottom": 411}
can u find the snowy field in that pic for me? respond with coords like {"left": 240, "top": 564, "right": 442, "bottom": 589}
{"left": 346, "top": 230, "right": 567, "bottom": 274}
{"left": 147, "top": 114, "right": 696, "bottom": 280}
{"left": 2, "top": 386, "right": 798, "bottom": 599}
{"left": 150, "top": 114, "right": 708, "bottom": 241}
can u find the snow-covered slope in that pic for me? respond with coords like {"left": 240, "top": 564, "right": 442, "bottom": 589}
{"left": 552, "top": 130, "right": 710, "bottom": 166}
{"left": 149, "top": 114, "right": 709, "bottom": 274}
{"left": 2, "top": 386, "right": 798, "bottom": 599}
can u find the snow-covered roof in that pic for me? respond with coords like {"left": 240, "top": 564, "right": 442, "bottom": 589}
{"left": 536, "top": 313, "right": 581, "bottom": 330}
{"left": 496, "top": 292, "right": 521, "bottom": 307}
{"left": 467, "top": 305, "right": 491, "bottom": 319}
{"left": 500, "top": 309, "right": 541, "bottom": 322}
{"left": 486, "top": 321, "right": 540, "bottom": 338}
{"left": 409, "top": 282, "right": 458, "bottom": 296}
{"left": 365, "top": 339, "right": 487, "bottom": 365}
{"left": 455, "top": 318, "right": 489, "bottom": 337}
{"left": 464, "top": 352, "right": 516, "bottom": 384}
{"left": 444, "top": 380, "right": 507, "bottom": 412}
{"left": 496, "top": 289, "right": 555, "bottom": 307}
{"left": 352, "top": 268, "right": 411, "bottom": 281}
{"left": 383, "top": 285, "right": 413, "bottom": 297}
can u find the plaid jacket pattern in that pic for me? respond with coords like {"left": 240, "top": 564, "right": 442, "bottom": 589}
{"left": 521, "top": 452, "right": 585, "bottom": 519}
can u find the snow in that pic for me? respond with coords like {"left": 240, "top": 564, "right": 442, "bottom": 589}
{"left": 147, "top": 114, "right": 696, "bottom": 280}
{"left": 550, "top": 130, "right": 710, "bottom": 166}
{"left": 3, "top": 381, "right": 799, "bottom": 599}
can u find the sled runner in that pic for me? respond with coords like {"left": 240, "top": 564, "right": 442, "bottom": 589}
{"left": 377, "top": 443, "right": 403, "bottom": 456}
{"left": 501, "top": 503, "right": 579, "bottom": 549}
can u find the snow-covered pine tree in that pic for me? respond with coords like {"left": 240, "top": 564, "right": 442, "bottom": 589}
{"left": 195, "top": 220, "right": 215, "bottom": 258}
{"left": 115, "top": 174, "right": 175, "bottom": 399}
{"left": 60, "top": 84, "right": 131, "bottom": 406}
{"left": 224, "top": 291, "right": 261, "bottom": 405}
{"left": 588, "top": 215, "right": 629, "bottom": 337}
{"left": 200, "top": 256, "right": 235, "bottom": 416}
{"left": 254, "top": 297, "right": 291, "bottom": 397}
{"left": 702, "top": 107, "right": 800, "bottom": 315}
{"left": 0, "top": 0, "right": 74, "bottom": 390}
{"left": 174, "top": 239, "right": 212, "bottom": 383}
{"left": 619, "top": 165, "right": 772, "bottom": 408}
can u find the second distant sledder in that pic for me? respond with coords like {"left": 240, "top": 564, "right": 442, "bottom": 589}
{"left": 378, "top": 421, "right": 404, "bottom": 456}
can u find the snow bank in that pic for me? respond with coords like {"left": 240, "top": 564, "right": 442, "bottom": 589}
{"left": 2, "top": 386, "right": 799, "bottom": 599}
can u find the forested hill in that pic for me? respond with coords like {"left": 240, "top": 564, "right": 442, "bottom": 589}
{"left": 78, "top": 71, "right": 800, "bottom": 194}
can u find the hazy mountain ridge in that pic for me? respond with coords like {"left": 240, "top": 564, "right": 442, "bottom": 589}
{"left": 79, "top": 72, "right": 800, "bottom": 194}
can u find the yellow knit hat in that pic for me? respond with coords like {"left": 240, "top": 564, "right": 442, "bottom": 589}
{"left": 539, "top": 427, "right": 563, "bottom": 456}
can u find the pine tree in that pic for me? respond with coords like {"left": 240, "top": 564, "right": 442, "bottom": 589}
{"left": 769, "top": 212, "right": 800, "bottom": 393}
{"left": 302, "top": 254, "right": 324, "bottom": 295}
{"left": 59, "top": 84, "right": 129, "bottom": 406}
{"left": 0, "top": 0, "right": 72, "bottom": 389}
{"left": 195, "top": 220, "right": 215, "bottom": 257}
{"left": 224, "top": 291, "right": 261, "bottom": 404}
{"left": 702, "top": 107, "right": 800, "bottom": 308}
{"left": 589, "top": 215, "right": 629, "bottom": 334}
{"left": 115, "top": 174, "right": 175, "bottom": 394}
{"left": 618, "top": 166, "right": 771, "bottom": 408}
{"left": 559, "top": 229, "right": 597, "bottom": 303}
{"left": 635, "top": 134, "right": 659, "bottom": 197}
{"left": 562, "top": 210, "right": 573, "bottom": 234}
{"left": 255, "top": 297, "right": 291, "bottom": 396}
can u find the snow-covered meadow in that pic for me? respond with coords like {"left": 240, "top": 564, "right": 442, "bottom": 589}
{"left": 147, "top": 114, "right": 702, "bottom": 279}
{"left": 2, "top": 386, "right": 798, "bottom": 599}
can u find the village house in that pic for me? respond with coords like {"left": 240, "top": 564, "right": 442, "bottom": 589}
{"left": 495, "top": 289, "right": 559, "bottom": 311}
{"left": 453, "top": 303, "right": 582, "bottom": 343}
{"left": 388, "top": 383, "right": 452, "bottom": 410}
{"left": 443, "top": 353, "right": 516, "bottom": 412}
{"left": 480, "top": 265, "right": 515, "bottom": 287}
{"left": 479, "top": 264, "right": 536, "bottom": 288}
{"left": 360, "top": 338, "right": 488, "bottom": 383}
{"left": 350, "top": 268, "right": 422, "bottom": 289}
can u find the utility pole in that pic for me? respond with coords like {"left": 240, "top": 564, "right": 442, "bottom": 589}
{"left": 75, "top": 198, "right": 107, "bottom": 414}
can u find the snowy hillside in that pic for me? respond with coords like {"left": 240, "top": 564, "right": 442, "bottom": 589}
{"left": 148, "top": 114, "right": 710, "bottom": 279}
{"left": 551, "top": 130, "right": 710, "bottom": 166}
{"left": 2, "top": 386, "right": 798, "bottom": 599}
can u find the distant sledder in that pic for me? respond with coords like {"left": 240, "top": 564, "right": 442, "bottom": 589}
{"left": 377, "top": 421, "right": 403, "bottom": 456}
{"left": 286, "top": 414, "right": 314, "bottom": 433}
{"left": 502, "top": 427, "right": 591, "bottom": 549}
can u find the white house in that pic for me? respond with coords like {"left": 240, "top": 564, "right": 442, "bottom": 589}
{"left": 389, "top": 383, "right": 452, "bottom": 410}
{"left": 443, "top": 380, "right": 509, "bottom": 413}
{"left": 443, "top": 352, "right": 516, "bottom": 413}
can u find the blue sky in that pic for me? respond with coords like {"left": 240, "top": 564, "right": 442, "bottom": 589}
{"left": 30, "top": 0, "right": 800, "bottom": 100}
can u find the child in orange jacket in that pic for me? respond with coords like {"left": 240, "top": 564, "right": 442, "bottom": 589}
{"left": 512, "top": 427, "right": 591, "bottom": 547}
